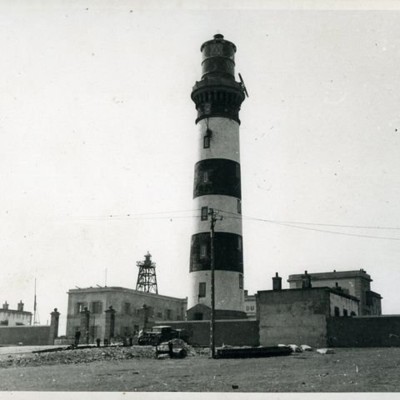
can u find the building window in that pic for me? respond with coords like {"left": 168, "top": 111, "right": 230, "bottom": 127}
{"left": 203, "top": 170, "right": 210, "bottom": 183}
{"left": 76, "top": 302, "right": 86, "bottom": 314}
{"left": 157, "top": 312, "right": 163, "bottom": 318}
{"left": 343, "top": 309, "right": 348, "bottom": 317}
{"left": 239, "top": 274, "right": 243, "bottom": 289}
{"left": 0, "top": 320, "right": 8, "bottom": 326}
{"left": 194, "top": 312, "right": 203, "bottom": 320}
{"left": 91, "top": 301, "right": 103, "bottom": 314}
{"left": 200, "top": 243, "right": 207, "bottom": 259}
{"left": 236, "top": 164, "right": 240, "bottom": 178}
{"left": 201, "top": 206, "right": 208, "bottom": 221}
{"left": 334, "top": 306, "right": 340, "bottom": 317}
{"left": 199, "top": 282, "right": 206, "bottom": 297}
{"left": 124, "top": 303, "right": 131, "bottom": 315}
{"left": 238, "top": 237, "right": 242, "bottom": 251}
{"left": 237, "top": 199, "right": 242, "bottom": 214}
{"left": 165, "top": 309, "right": 172, "bottom": 320}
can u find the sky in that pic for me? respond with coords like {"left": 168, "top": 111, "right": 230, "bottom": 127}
{"left": 1, "top": 1, "right": 400, "bottom": 334}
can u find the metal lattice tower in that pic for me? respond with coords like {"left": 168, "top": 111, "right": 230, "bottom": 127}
{"left": 136, "top": 252, "right": 158, "bottom": 294}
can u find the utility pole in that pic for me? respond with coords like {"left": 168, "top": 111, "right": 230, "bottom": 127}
{"left": 209, "top": 208, "right": 222, "bottom": 359}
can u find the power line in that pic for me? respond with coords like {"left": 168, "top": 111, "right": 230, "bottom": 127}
{"left": 76, "top": 215, "right": 201, "bottom": 221}
{"left": 215, "top": 208, "right": 400, "bottom": 231}
{"left": 215, "top": 209, "right": 400, "bottom": 241}
{"left": 69, "top": 206, "right": 400, "bottom": 241}
{"left": 73, "top": 208, "right": 200, "bottom": 220}
{"left": 264, "top": 220, "right": 400, "bottom": 241}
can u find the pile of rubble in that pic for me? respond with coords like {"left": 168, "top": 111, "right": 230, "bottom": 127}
{"left": 0, "top": 341, "right": 209, "bottom": 368}
{"left": 0, "top": 345, "right": 158, "bottom": 368}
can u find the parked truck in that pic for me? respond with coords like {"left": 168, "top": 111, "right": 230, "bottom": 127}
{"left": 137, "top": 325, "right": 189, "bottom": 346}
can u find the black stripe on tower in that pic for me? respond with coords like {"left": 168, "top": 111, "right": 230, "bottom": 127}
{"left": 190, "top": 232, "right": 243, "bottom": 273}
{"left": 194, "top": 159, "right": 241, "bottom": 199}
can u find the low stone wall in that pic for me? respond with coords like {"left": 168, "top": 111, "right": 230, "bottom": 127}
{"left": 162, "top": 319, "right": 259, "bottom": 347}
{"left": 0, "top": 326, "right": 51, "bottom": 346}
{"left": 327, "top": 315, "right": 400, "bottom": 347}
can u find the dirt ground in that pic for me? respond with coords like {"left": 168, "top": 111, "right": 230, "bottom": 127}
{"left": 0, "top": 346, "right": 399, "bottom": 392}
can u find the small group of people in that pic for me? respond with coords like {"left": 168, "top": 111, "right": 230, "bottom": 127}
{"left": 73, "top": 329, "right": 136, "bottom": 348}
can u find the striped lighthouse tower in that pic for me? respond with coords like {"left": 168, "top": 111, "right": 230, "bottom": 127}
{"left": 188, "top": 34, "right": 247, "bottom": 320}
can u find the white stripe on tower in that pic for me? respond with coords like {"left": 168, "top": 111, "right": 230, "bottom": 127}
{"left": 188, "top": 34, "right": 246, "bottom": 320}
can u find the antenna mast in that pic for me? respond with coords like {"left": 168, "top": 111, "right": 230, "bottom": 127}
{"left": 136, "top": 252, "right": 158, "bottom": 294}
{"left": 33, "top": 278, "right": 40, "bottom": 325}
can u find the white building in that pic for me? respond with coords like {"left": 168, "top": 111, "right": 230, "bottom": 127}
{"left": 0, "top": 301, "right": 32, "bottom": 326}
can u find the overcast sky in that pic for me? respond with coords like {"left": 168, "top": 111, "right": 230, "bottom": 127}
{"left": 1, "top": 1, "right": 400, "bottom": 333}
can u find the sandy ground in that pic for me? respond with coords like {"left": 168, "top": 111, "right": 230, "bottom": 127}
{"left": 0, "top": 346, "right": 399, "bottom": 392}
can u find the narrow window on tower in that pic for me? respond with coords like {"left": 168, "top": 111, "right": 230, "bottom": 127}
{"left": 203, "top": 135, "right": 210, "bottom": 149}
{"left": 238, "top": 236, "right": 242, "bottom": 251}
{"left": 239, "top": 274, "right": 243, "bottom": 289}
{"left": 203, "top": 170, "right": 209, "bottom": 183}
{"left": 200, "top": 243, "right": 207, "bottom": 259}
{"left": 204, "top": 125, "right": 212, "bottom": 149}
{"left": 199, "top": 282, "right": 206, "bottom": 297}
{"left": 237, "top": 199, "right": 242, "bottom": 214}
{"left": 201, "top": 206, "right": 208, "bottom": 221}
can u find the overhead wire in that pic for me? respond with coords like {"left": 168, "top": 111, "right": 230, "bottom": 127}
{"left": 70, "top": 209, "right": 201, "bottom": 221}
{"left": 215, "top": 208, "right": 400, "bottom": 231}
{"left": 69, "top": 206, "right": 400, "bottom": 241}
{"left": 214, "top": 208, "right": 400, "bottom": 241}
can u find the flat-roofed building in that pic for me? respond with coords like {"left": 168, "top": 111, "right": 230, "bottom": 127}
{"left": 287, "top": 269, "right": 382, "bottom": 315}
{"left": 66, "top": 286, "right": 187, "bottom": 343}
{"left": 257, "top": 286, "right": 360, "bottom": 347}
{"left": 0, "top": 301, "right": 32, "bottom": 326}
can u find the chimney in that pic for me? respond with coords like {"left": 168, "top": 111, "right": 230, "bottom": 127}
{"left": 17, "top": 301, "right": 24, "bottom": 311}
{"left": 244, "top": 290, "right": 248, "bottom": 297}
{"left": 334, "top": 282, "right": 342, "bottom": 291}
{"left": 272, "top": 272, "right": 282, "bottom": 290}
{"left": 302, "top": 270, "right": 312, "bottom": 289}
{"left": 2, "top": 301, "right": 8, "bottom": 310}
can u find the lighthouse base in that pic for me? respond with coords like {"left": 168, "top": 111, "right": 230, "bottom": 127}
{"left": 187, "top": 304, "right": 247, "bottom": 321}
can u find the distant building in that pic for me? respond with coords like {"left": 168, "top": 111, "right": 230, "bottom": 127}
{"left": 257, "top": 286, "right": 360, "bottom": 347}
{"left": 0, "top": 308, "right": 60, "bottom": 346}
{"left": 255, "top": 269, "right": 384, "bottom": 347}
{"left": 287, "top": 269, "right": 382, "bottom": 315}
{"left": 0, "top": 301, "right": 32, "bottom": 326}
{"left": 66, "top": 286, "right": 187, "bottom": 343}
{"left": 244, "top": 291, "right": 256, "bottom": 318}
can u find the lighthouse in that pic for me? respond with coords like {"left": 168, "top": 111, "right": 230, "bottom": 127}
{"left": 188, "top": 34, "right": 247, "bottom": 320}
